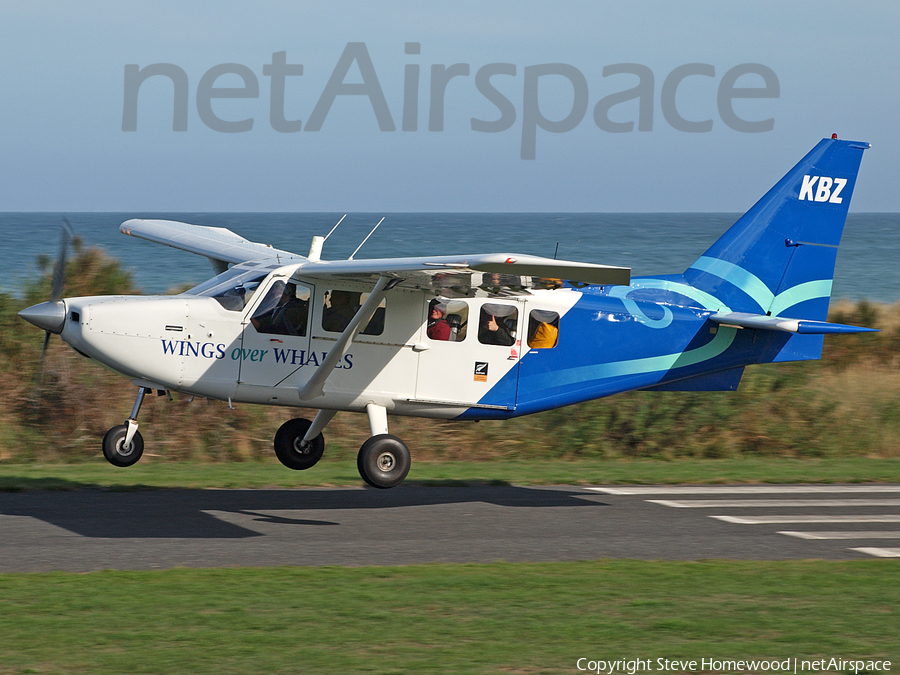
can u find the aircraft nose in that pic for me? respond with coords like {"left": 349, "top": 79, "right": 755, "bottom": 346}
{"left": 18, "top": 300, "right": 67, "bottom": 334}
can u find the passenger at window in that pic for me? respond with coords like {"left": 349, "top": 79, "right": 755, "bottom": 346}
{"left": 528, "top": 322, "right": 558, "bottom": 348}
{"left": 362, "top": 305, "right": 385, "bottom": 336}
{"left": 427, "top": 301, "right": 451, "bottom": 341}
{"left": 322, "top": 290, "right": 360, "bottom": 332}
{"left": 478, "top": 305, "right": 516, "bottom": 346}
{"left": 527, "top": 310, "right": 560, "bottom": 348}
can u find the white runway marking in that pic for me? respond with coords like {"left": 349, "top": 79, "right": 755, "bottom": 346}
{"left": 648, "top": 499, "right": 900, "bottom": 509}
{"left": 850, "top": 548, "right": 900, "bottom": 558}
{"left": 600, "top": 485, "right": 900, "bottom": 559}
{"left": 711, "top": 515, "right": 900, "bottom": 524}
{"left": 588, "top": 485, "right": 900, "bottom": 495}
{"left": 778, "top": 530, "right": 900, "bottom": 540}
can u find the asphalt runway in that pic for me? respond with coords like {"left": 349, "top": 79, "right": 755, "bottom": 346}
{"left": 1, "top": 484, "right": 899, "bottom": 572}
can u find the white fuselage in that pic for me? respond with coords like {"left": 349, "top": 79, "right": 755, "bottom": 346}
{"left": 59, "top": 271, "right": 581, "bottom": 420}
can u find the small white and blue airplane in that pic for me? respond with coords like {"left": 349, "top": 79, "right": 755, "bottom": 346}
{"left": 20, "top": 136, "right": 875, "bottom": 488}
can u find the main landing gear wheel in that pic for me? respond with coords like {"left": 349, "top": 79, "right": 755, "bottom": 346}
{"left": 357, "top": 434, "right": 411, "bottom": 489}
{"left": 102, "top": 424, "right": 144, "bottom": 468}
{"left": 274, "top": 418, "right": 325, "bottom": 470}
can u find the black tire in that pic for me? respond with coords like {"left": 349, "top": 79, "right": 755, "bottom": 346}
{"left": 357, "top": 434, "right": 411, "bottom": 489}
{"left": 274, "top": 418, "right": 325, "bottom": 470}
{"left": 102, "top": 424, "right": 144, "bottom": 468}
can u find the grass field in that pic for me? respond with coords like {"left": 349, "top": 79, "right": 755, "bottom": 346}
{"left": 2, "top": 457, "right": 900, "bottom": 491}
{"left": 0, "top": 561, "right": 896, "bottom": 674}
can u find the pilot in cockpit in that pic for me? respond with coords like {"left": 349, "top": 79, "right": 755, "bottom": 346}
{"left": 252, "top": 281, "right": 308, "bottom": 336}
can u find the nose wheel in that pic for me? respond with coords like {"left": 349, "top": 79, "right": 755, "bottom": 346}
{"left": 102, "top": 424, "right": 144, "bottom": 467}
{"left": 102, "top": 386, "right": 152, "bottom": 467}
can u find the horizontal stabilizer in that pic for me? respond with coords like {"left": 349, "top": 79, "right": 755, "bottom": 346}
{"left": 710, "top": 312, "right": 879, "bottom": 335}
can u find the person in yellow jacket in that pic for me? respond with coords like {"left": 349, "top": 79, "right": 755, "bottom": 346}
{"left": 527, "top": 310, "right": 559, "bottom": 349}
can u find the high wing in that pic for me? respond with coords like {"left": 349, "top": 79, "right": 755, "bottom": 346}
{"left": 121, "top": 219, "right": 301, "bottom": 274}
{"left": 295, "top": 253, "right": 631, "bottom": 293}
{"left": 120, "top": 219, "right": 631, "bottom": 291}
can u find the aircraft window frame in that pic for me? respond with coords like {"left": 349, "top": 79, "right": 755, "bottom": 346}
{"left": 321, "top": 289, "right": 386, "bottom": 336}
{"left": 427, "top": 297, "right": 468, "bottom": 342}
{"left": 250, "top": 280, "right": 311, "bottom": 337}
{"left": 478, "top": 303, "right": 518, "bottom": 347}
{"left": 527, "top": 309, "right": 560, "bottom": 349}
{"left": 184, "top": 266, "right": 274, "bottom": 311}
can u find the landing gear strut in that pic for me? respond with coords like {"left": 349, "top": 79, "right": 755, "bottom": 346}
{"left": 102, "top": 386, "right": 149, "bottom": 467}
{"left": 272, "top": 404, "right": 412, "bottom": 489}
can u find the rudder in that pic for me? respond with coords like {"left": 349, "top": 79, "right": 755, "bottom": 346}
{"left": 683, "top": 137, "right": 869, "bottom": 320}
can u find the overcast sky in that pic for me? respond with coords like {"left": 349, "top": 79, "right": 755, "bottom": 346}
{"left": 1, "top": 1, "right": 897, "bottom": 212}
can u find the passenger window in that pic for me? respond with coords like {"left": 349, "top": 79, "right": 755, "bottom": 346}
{"left": 321, "top": 289, "right": 385, "bottom": 336}
{"left": 527, "top": 310, "right": 559, "bottom": 349}
{"left": 427, "top": 298, "right": 468, "bottom": 342}
{"left": 250, "top": 280, "right": 310, "bottom": 336}
{"left": 478, "top": 303, "right": 517, "bottom": 346}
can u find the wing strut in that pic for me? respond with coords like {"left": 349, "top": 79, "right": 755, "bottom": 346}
{"left": 298, "top": 275, "right": 393, "bottom": 401}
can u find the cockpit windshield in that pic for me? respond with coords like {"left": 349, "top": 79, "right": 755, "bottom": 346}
{"left": 184, "top": 264, "right": 276, "bottom": 311}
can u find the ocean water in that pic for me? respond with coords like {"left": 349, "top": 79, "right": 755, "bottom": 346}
{"left": 1, "top": 212, "right": 898, "bottom": 302}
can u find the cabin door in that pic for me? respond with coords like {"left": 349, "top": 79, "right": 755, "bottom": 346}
{"left": 415, "top": 297, "right": 524, "bottom": 411}
{"left": 237, "top": 276, "right": 313, "bottom": 389}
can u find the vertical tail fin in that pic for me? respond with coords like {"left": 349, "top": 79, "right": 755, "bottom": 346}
{"left": 684, "top": 137, "right": 869, "bottom": 320}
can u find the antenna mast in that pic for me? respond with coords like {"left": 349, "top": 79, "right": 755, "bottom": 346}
{"left": 323, "top": 214, "right": 346, "bottom": 242}
{"left": 348, "top": 217, "right": 385, "bottom": 260}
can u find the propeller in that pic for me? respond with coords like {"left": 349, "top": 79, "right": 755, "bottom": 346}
{"left": 40, "top": 219, "right": 73, "bottom": 364}
{"left": 19, "top": 219, "right": 74, "bottom": 410}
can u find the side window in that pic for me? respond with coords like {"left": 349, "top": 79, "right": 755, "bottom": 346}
{"left": 321, "top": 289, "right": 385, "bottom": 336}
{"left": 250, "top": 280, "right": 310, "bottom": 336}
{"left": 427, "top": 298, "right": 468, "bottom": 342}
{"left": 478, "top": 303, "right": 518, "bottom": 346}
{"left": 527, "top": 310, "right": 559, "bottom": 349}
